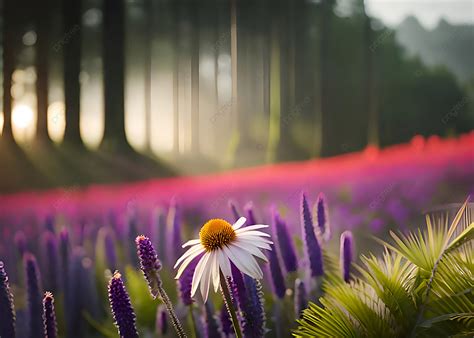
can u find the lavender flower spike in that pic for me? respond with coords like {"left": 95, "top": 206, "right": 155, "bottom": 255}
{"left": 315, "top": 192, "right": 331, "bottom": 241}
{"left": 43, "top": 292, "right": 57, "bottom": 338}
{"left": 340, "top": 231, "right": 354, "bottom": 283}
{"left": 242, "top": 275, "right": 266, "bottom": 338}
{"left": 156, "top": 305, "right": 168, "bottom": 336}
{"left": 24, "top": 253, "right": 43, "bottom": 338}
{"left": 244, "top": 202, "right": 257, "bottom": 226}
{"left": 135, "top": 236, "right": 186, "bottom": 338}
{"left": 228, "top": 200, "right": 241, "bottom": 221}
{"left": 108, "top": 271, "right": 139, "bottom": 338}
{"left": 301, "top": 194, "right": 324, "bottom": 277}
{"left": 178, "top": 258, "right": 198, "bottom": 306}
{"left": 272, "top": 211, "right": 298, "bottom": 272}
{"left": 294, "top": 279, "right": 308, "bottom": 317}
{"left": 268, "top": 243, "right": 286, "bottom": 299}
{"left": 0, "top": 261, "right": 15, "bottom": 338}
{"left": 135, "top": 235, "right": 163, "bottom": 298}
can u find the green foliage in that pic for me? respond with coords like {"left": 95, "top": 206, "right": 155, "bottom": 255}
{"left": 295, "top": 200, "right": 474, "bottom": 337}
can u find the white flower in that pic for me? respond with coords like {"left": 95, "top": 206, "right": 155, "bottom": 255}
{"left": 174, "top": 217, "right": 272, "bottom": 302}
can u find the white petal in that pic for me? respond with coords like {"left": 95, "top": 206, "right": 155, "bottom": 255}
{"left": 182, "top": 239, "right": 201, "bottom": 248}
{"left": 223, "top": 245, "right": 262, "bottom": 279}
{"left": 200, "top": 253, "right": 213, "bottom": 302}
{"left": 174, "top": 244, "right": 204, "bottom": 268}
{"left": 238, "top": 235, "right": 273, "bottom": 245}
{"left": 191, "top": 252, "right": 211, "bottom": 297}
{"left": 236, "top": 230, "right": 270, "bottom": 238}
{"left": 233, "top": 239, "right": 269, "bottom": 262}
{"left": 175, "top": 248, "right": 204, "bottom": 279}
{"left": 232, "top": 217, "right": 247, "bottom": 230}
{"left": 217, "top": 250, "right": 232, "bottom": 278}
{"left": 229, "top": 245, "right": 263, "bottom": 278}
{"left": 235, "top": 224, "right": 269, "bottom": 233}
{"left": 212, "top": 252, "right": 220, "bottom": 292}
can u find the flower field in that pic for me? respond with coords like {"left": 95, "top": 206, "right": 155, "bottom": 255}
{"left": 0, "top": 133, "right": 473, "bottom": 337}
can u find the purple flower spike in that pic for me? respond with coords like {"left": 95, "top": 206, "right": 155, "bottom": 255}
{"left": 58, "top": 228, "right": 69, "bottom": 291}
{"left": 228, "top": 200, "right": 241, "bottom": 221}
{"left": 315, "top": 193, "right": 331, "bottom": 241}
{"left": 242, "top": 275, "right": 266, "bottom": 338}
{"left": 231, "top": 262, "right": 247, "bottom": 309}
{"left": 0, "top": 261, "right": 16, "bottom": 338}
{"left": 272, "top": 211, "right": 298, "bottom": 272}
{"left": 178, "top": 257, "right": 198, "bottom": 306}
{"left": 268, "top": 244, "right": 286, "bottom": 299}
{"left": 108, "top": 271, "right": 139, "bottom": 338}
{"left": 204, "top": 302, "right": 221, "bottom": 338}
{"left": 167, "top": 199, "right": 182, "bottom": 264}
{"left": 14, "top": 230, "right": 27, "bottom": 257}
{"left": 220, "top": 304, "right": 233, "bottom": 337}
{"left": 244, "top": 202, "right": 257, "bottom": 226}
{"left": 294, "top": 279, "right": 308, "bottom": 317}
{"left": 301, "top": 194, "right": 324, "bottom": 277}
{"left": 135, "top": 235, "right": 162, "bottom": 298}
{"left": 24, "top": 253, "right": 43, "bottom": 338}
{"left": 340, "top": 231, "right": 354, "bottom": 283}
{"left": 104, "top": 230, "right": 117, "bottom": 270}
{"left": 43, "top": 292, "right": 57, "bottom": 338}
{"left": 156, "top": 305, "right": 168, "bottom": 336}
{"left": 42, "top": 232, "right": 59, "bottom": 292}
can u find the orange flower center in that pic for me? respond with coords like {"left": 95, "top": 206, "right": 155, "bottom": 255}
{"left": 199, "top": 219, "right": 236, "bottom": 252}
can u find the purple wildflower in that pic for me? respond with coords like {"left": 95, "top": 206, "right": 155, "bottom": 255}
{"left": 44, "top": 214, "right": 55, "bottom": 233}
{"left": 340, "top": 231, "right": 354, "bottom": 283}
{"left": 220, "top": 304, "right": 233, "bottom": 337}
{"left": 231, "top": 263, "right": 247, "bottom": 309}
{"left": 59, "top": 228, "right": 69, "bottom": 291}
{"left": 108, "top": 271, "right": 139, "bottom": 338}
{"left": 294, "top": 279, "right": 308, "bottom": 317}
{"left": 42, "top": 231, "right": 59, "bottom": 292}
{"left": 167, "top": 199, "right": 183, "bottom": 264}
{"left": 104, "top": 230, "right": 117, "bottom": 270}
{"left": 24, "top": 253, "right": 43, "bottom": 338}
{"left": 0, "top": 261, "right": 15, "bottom": 338}
{"left": 43, "top": 292, "right": 57, "bottom": 338}
{"left": 156, "top": 305, "right": 168, "bottom": 336}
{"left": 315, "top": 193, "right": 330, "bottom": 241}
{"left": 14, "top": 230, "right": 27, "bottom": 257}
{"left": 301, "top": 193, "right": 324, "bottom": 277}
{"left": 244, "top": 202, "right": 257, "bottom": 226}
{"left": 178, "top": 256, "right": 198, "bottom": 306}
{"left": 228, "top": 200, "right": 241, "bottom": 221}
{"left": 268, "top": 243, "right": 286, "bottom": 299}
{"left": 204, "top": 302, "right": 221, "bottom": 338}
{"left": 272, "top": 211, "right": 298, "bottom": 272}
{"left": 135, "top": 235, "right": 163, "bottom": 298}
{"left": 241, "top": 275, "right": 266, "bottom": 338}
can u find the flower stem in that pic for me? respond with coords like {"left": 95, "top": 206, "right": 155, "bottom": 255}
{"left": 219, "top": 270, "right": 242, "bottom": 338}
{"left": 157, "top": 284, "right": 187, "bottom": 338}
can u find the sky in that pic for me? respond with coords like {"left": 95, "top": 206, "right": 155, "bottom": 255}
{"left": 365, "top": 0, "right": 474, "bottom": 29}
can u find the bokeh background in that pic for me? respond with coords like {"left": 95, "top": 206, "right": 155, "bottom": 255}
{"left": 0, "top": 1, "right": 473, "bottom": 337}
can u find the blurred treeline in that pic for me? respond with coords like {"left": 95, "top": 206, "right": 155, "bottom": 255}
{"left": 0, "top": 0, "right": 472, "bottom": 192}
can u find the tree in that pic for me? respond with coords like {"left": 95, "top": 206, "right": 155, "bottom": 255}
{"left": 62, "top": 0, "right": 83, "bottom": 146}
{"left": 101, "top": 0, "right": 128, "bottom": 151}
{"left": 2, "top": 0, "right": 15, "bottom": 142}
{"left": 35, "top": 0, "right": 52, "bottom": 143}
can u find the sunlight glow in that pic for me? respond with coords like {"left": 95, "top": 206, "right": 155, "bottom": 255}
{"left": 12, "top": 104, "right": 33, "bottom": 129}
{"left": 0, "top": 112, "right": 4, "bottom": 135}
{"left": 48, "top": 101, "right": 66, "bottom": 143}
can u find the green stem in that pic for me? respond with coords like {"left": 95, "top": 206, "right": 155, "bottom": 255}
{"left": 188, "top": 305, "right": 198, "bottom": 338}
{"left": 157, "top": 284, "right": 187, "bottom": 338}
{"left": 219, "top": 270, "right": 243, "bottom": 338}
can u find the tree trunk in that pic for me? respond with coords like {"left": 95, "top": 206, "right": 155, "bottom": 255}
{"left": 101, "top": 0, "right": 128, "bottom": 151}
{"left": 2, "top": 0, "right": 15, "bottom": 142}
{"left": 320, "top": 0, "right": 331, "bottom": 156}
{"left": 190, "top": 1, "right": 200, "bottom": 154}
{"left": 172, "top": 0, "right": 180, "bottom": 155}
{"left": 35, "top": 0, "right": 51, "bottom": 142}
{"left": 62, "top": 0, "right": 82, "bottom": 145}
{"left": 364, "top": 10, "right": 378, "bottom": 146}
{"left": 144, "top": 0, "right": 153, "bottom": 152}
